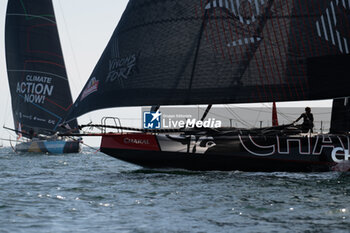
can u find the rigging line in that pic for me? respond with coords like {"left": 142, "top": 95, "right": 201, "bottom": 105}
{"left": 6, "top": 14, "right": 56, "bottom": 24}
{"left": 258, "top": 0, "right": 282, "bottom": 101}
{"left": 275, "top": 111, "right": 294, "bottom": 122}
{"left": 207, "top": 3, "right": 219, "bottom": 54}
{"left": 286, "top": 0, "right": 306, "bottom": 99}
{"left": 187, "top": 6, "right": 210, "bottom": 96}
{"left": 233, "top": 106, "right": 278, "bottom": 114}
{"left": 296, "top": 0, "right": 311, "bottom": 91}
{"left": 224, "top": 105, "right": 252, "bottom": 127}
{"left": 197, "top": 106, "right": 233, "bottom": 120}
{"left": 0, "top": 138, "right": 27, "bottom": 143}
{"left": 273, "top": 1, "right": 293, "bottom": 98}
{"left": 151, "top": 105, "right": 160, "bottom": 112}
{"left": 200, "top": 104, "right": 213, "bottom": 121}
{"left": 239, "top": 103, "right": 275, "bottom": 126}
{"left": 219, "top": 7, "right": 233, "bottom": 63}
{"left": 199, "top": 0, "right": 210, "bottom": 42}
{"left": 268, "top": 104, "right": 290, "bottom": 120}
{"left": 269, "top": 3, "right": 288, "bottom": 99}
{"left": 253, "top": 108, "right": 262, "bottom": 127}
{"left": 57, "top": 0, "right": 83, "bottom": 90}
{"left": 17, "top": 94, "right": 62, "bottom": 122}
{"left": 57, "top": 0, "right": 90, "bottom": 126}
{"left": 9, "top": 138, "right": 18, "bottom": 154}
{"left": 212, "top": 6, "right": 226, "bottom": 59}
{"left": 7, "top": 69, "right": 68, "bottom": 81}
{"left": 197, "top": 105, "right": 279, "bottom": 122}
{"left": 305, "top": 2, "right": 321, "bottom": 58}
{"left": 257, "top": 0, "right": 277, "bottom": 101}
{"left": 261, "top": 103, "right": 291, "bottom": 122}
{"left": 64, "top": 135, "right": 95, "bottom": 152}
{"left": 232, "top": 0, "right": 275, "bottom": 97}
{"left": 3, "top": 94, "right": 11, "bottom": 131}
{"left": 279, "top": 1, "right": 300, "bottom": 100}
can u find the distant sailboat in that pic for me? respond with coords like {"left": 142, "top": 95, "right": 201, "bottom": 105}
{"left": 65, "top": 0, "right": 350, "bottom": 171}
{"left": 5, "top": 0, "right": 81, "bottom": 153}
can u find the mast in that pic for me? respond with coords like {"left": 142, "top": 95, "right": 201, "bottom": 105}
{"left": 150, "top": 105, "right": 160, "bottom": 112}
{"left": 200, "top": 104, "right": 213, "bottom": 122}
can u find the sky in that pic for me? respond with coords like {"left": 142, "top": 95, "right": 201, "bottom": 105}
{"left": 0, "top": 0, "right": 332, "bottom": 147}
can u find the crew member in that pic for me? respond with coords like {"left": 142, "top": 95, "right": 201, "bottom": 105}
{"left": 29, "top": 128, "right": 35, "bottom": 139}
{"left": 294, "top": 107, "right": 314, "bottom": 133}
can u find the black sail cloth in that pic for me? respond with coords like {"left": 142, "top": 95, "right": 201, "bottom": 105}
{"left": 5, "top": 0, "right": 78, "bottom": 136}
{"left": 67, "top": 0, "right": 350, "bottom": 121}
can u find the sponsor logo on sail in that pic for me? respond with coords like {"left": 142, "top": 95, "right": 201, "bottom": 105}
{"left": 105, "top": 38, "right": 137, "bottom": 87}
{"left": 16, "top": 74, "right": 54, "bottom": 104}
{"left": 81, "top": 77, "right": 99, "bottom": 101}
{"left": 205, "top": 0, "right": 267, "bottom": 47}
{"left": 33, "top": 116, "right": 46, "bottom": 122}
{"left": 315, "top": 0, "right": 350, "bottom": 54}
{"left": 105, "top": 54, "right": 137, "bottom": 87}
{"left": 205, "top": 0, "right": 266, "bottom": 25}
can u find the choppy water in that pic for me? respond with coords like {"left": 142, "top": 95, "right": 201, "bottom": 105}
{"left": 0, "top": 147, "right": 349, "bottom": 233}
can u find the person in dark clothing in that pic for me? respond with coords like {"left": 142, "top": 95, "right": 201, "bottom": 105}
{"left": 294, "top": 107, "right": 314, "bottom": 133}
{"left": 29, "top": 128, "right": 35, "bottom": 139}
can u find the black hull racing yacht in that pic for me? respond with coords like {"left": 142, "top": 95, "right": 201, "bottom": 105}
{"left": 64, "top": 0, "right": 350, "bottom": 171}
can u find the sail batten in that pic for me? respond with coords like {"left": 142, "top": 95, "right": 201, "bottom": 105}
{"left": 67, "top": 0, "right": 350, "bottom": 121}
{"left": 5, "top": 0, "right": 78, "bottom": 136}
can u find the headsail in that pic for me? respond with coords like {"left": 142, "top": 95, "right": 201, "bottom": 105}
{"left": 67, "top": 0, "right": 350, "bottom": 121}
{"left": 5, "top": 0, "right": 78, "bottom": 136}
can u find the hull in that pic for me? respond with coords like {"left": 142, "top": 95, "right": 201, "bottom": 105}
{"left": 15, "top": 139, "right": 81, "bottom": 154}
{"left": 100, "top": 133, "right": 350, "bottom": 172}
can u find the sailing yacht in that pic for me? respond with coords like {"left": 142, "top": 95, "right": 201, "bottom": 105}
{"left": 5, "top": 0, "right": 81, "bottom": 153}
{"left": 64, "top": 0, "right": 349, "bottom": 171}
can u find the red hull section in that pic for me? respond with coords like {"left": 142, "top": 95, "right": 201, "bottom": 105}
{"left": 101, "top": 133, "right": 160, "bottom": 151}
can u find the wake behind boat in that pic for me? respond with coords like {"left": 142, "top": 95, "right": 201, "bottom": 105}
{"left": 64, "top": 0, "right": 350, "bottom": 170}
{"left": 5, "top": 0, "right": 81, "bottom": 153}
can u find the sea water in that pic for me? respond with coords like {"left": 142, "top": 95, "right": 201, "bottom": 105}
{"left": 0, "top": 147, "right": 349, "bottom": 233}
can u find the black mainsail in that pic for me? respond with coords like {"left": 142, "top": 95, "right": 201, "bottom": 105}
{"left": 67, "top": 0, "right": 350, "bottom": 121}
{"left": 330, "top": 98, "right": 350, "bottom": 133}
{"left": 5, "top": 0, "right": 78, "bottom": 137}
